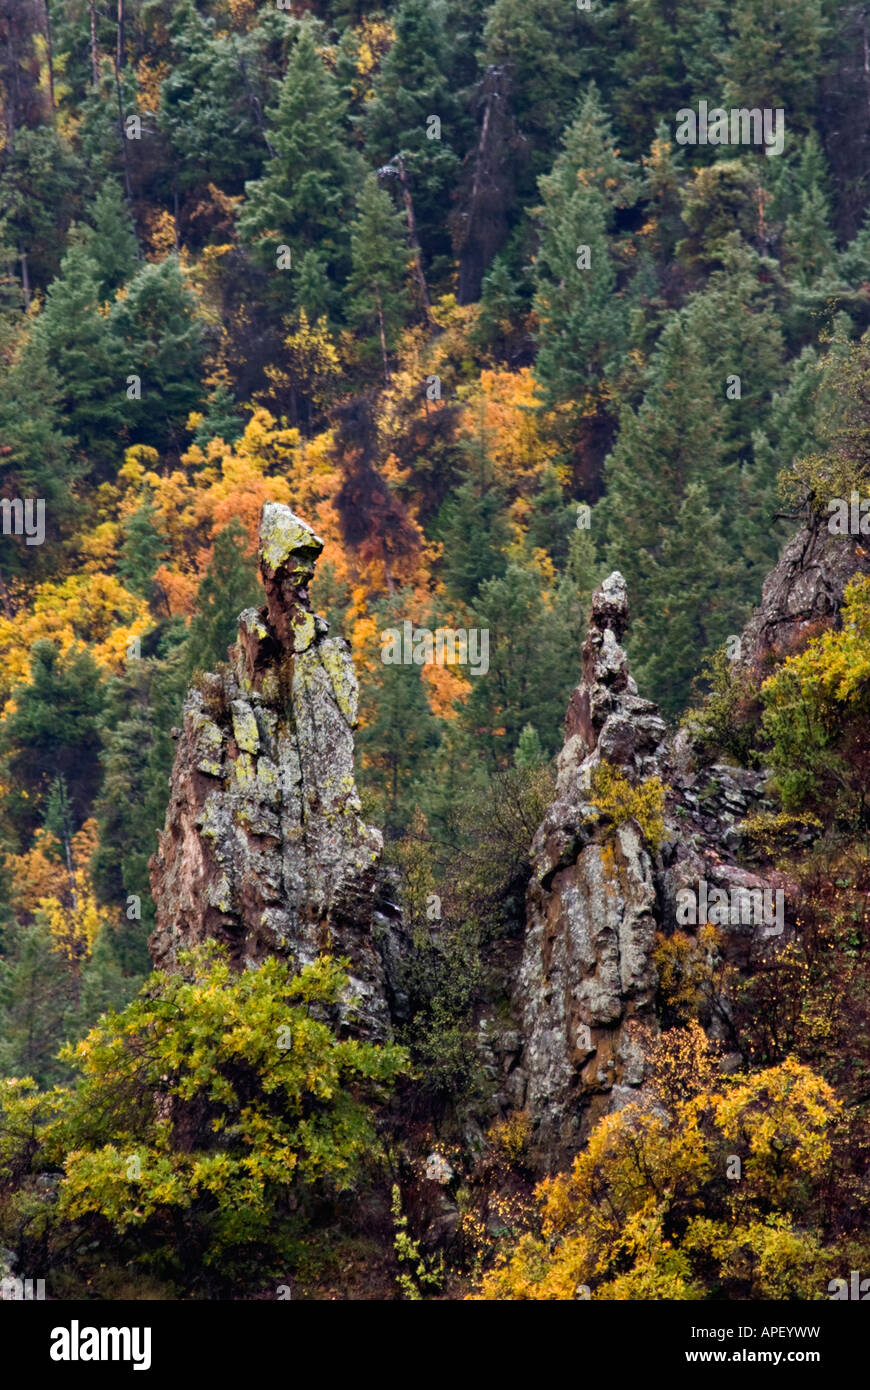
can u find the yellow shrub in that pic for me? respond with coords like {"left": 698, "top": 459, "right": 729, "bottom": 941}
{"left": 587, "top": 761, "right": 667, "bottom": 851}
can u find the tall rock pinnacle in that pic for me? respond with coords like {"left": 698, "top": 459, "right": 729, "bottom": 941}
{"left": 149, "top": 503, "right": 399, "bottom": 1037}
{"left": 515, "top": 573, "right": 667, "bottom": 1160}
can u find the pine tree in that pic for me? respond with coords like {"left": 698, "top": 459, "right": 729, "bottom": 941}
{"left": 534, "top": 182, "right": 624, "bottom": 410}
{"left": 680, "top": 236, "right": 784, "bottom": 458}
{"left": 722, "top": 0, "right": 828, "bottom": 129}
{"left": 630, "top": 482, "right": 736, "bottom": 720}
{"left": 27, "top": 237, "right": 128, "bottom": 477}
{"left": 435, "top": 459, "right": 510, "bottom": 606}
{"left": 109, "top": 255, "right": 205, "bottom": 453}
{"left": 93, "top": 620, "right": 190, "bottom": 957}
{"left": 471, "top": 250, "right": 532, "bottom": 364}
{"left": 117, "top": 494, "right": 168, "bottom": 604}
{"left": 362, "top": 0, "right": 463, "bottom": 277}
{"left": 525, "top": 464, "right": 578, "bottom": 569}
{"left": 784, "top": 185, "right": 837, "bottom": 290}
{"left": 357, "top": 593, "right": 441, "bottom": 838}
{"left": 159, "top": 4, "right": 269, "bottom": 192}
{"left": 461, "top": 560, "right": 579, "bottom": 767}
{"left": 533, "top": 87, "right": 639, "bottom": 410}
{"left": 83, "top": 177, "right": 139, "bottom": 301}
{"left": 0, "top": 918, "right": 77, "bottom": 1085}
{"left": 238, "top": 20, "right": 362, "bottom": 317}
{"left": 514, "top": 722, "right": 546, "bottom": 771}
{"left": 292, "top": 249, "right": 334, "bottom": 323}
{"left": 0, "top": 324, "right": 77, "bottom": 581}
{"left": 597, "top": 309, "right": 748, "bottom": 714}
{"left": 184, "top": 520, "right": 262, "bottom": 677}
{"left": 347, "top": 174, "right": 412, "bottom": 381}
{"left": 0, "top": 125, "right": 83, "bottom": 293}
{"left": 614, "top": 0, "right": 729, "bottom": 156}
{"left": 0, "top": 641, "right": 106, "bottom": 842}
{"left": 192, "top": 383, "right": 245, "bottom": 448}
{"left": 480, "top": 0, "right": 592, "bottom": 176}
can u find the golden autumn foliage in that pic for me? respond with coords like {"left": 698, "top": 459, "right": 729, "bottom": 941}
{"left": 587, "top": 760, "right": 667, "bottom": 851}
{"left": 9, "top": 819, "right": 116, "bottom": 962}
{"left": 458, "top": 368, "right": 560, "bottom": 495}
{"left": 473, "top": 1030, "right": 842, "bottom": 1301}
{"left": 0, "top": 575, "right": 149, "bottom": 702}
{"left": 39, "top": 877, "right": 116, "bottom": 964}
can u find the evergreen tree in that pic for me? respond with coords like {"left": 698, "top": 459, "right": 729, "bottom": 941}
{"left": 362, "top": 0, "right": 463, "bottom": 278}
{"left": 615, "top": 0, "right": 728, "bottom": 156}
{"left": 0, "top": 325, "right": 76, "bottom": 581}
{"left": 768, "top": 134, "right": 838, "bottom": 297}
{"left": 0, "top": 918, "right": 76, "bottom": 1085}
{"left": 292, "top": 249, "right": 334, "bottom": 323}
{"left": 637, "top": 122, "right": 688, "bottom": 279}
{"left": 461, "top": 560, "right": 579, "bottom": 767}
{"left": 184, "top": 520, "right": 262, "bottom": 677}
{"left": 347, "top": 174, "right": 412, "bottom": 381}
{"left": 480, "top": 0, "right": 594, "bottom": 177}
{"left": 117, "top": 494, "right": 168, "bottom": 605}
{"left": 93, "top": 620, "right": 190, "bottom": 960}
{"left": 435, "top": 458, "right": 511, "bottom": 606}
{"left": 238, "top": 20, "right": 362, "bottom": 317}
{"left": 631, "top": 482, "right": 736, "bottom": 720}
{"left": 525, "top": 465, "right": 579, "bottom": 569}
{"left": 110, "top": 255, "right": 205, "bottom": 454}
{"left": 597, "top": 312, "right": 733, "bottom": 714}
{"left": 679, "top": 236, "right": 784, "bottom": 464}
{"left": 27, "top": 237, "right": 128, "bottom": 477}
{"left": 0, "top": 125, "right": 83, "bottom": 293}
{"left": 471, "top": 248, "right": 533, "bottom": 364}
{"left": 83, "top": 177, "right": 139, "bottom": 301}
{"left": 160, "top": 4, "right": 270, "bottom": 193}
{"left": 722, "top": 0, "right": 828, "bottom": 130}
{"left": 534, "top": 181, "right": 625, "bottom": 409}
{"left": 0, "top": 641, "right": 106, "bottom": 842}
{"left": 676, "top": 161, "right": 760, "bottom": 280}
{"left": 192, "top": 384, "right": 245, "bottom": 448}
{"left": 533, "top": 87, "right": 639, "bottom": 409}
{"left": 357, "top": 593, "right": 441, "bottom": 838}
{"left": 514, "top": 722, "right": 546, "bottom": 771}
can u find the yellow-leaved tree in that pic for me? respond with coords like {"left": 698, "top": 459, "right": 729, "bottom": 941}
{"left": 473, "top": 1025, "right": 845, "bottom": 1300}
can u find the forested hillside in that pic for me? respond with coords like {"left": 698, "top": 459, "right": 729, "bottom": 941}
{"left": 1, "top": 0, "right": 870, "bottom": 1305}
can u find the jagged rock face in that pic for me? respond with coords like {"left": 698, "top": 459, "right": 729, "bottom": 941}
{"left": 517, "top": 573, "right": 665, "bottom": 1160}
{"left": 515, "top": 569, "right": 799, "bottom": 1165}
{"left": 149, "top": 503, "right": 400, "bottom": 1039}
{"left": 739, "top": 517, "right": 870, "bottom": 670}
{"left": 520, "top": 822, "right": 658, "bottom": 1157}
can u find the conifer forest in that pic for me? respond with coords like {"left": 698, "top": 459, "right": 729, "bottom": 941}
{"left": 2, "top": 0, "right": 870, "bottom": 1339}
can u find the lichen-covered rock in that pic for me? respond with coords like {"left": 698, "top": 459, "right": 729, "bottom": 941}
{"left": 149, "top": 504, "right": 401, "bottom": 1038}
{"left": 518, "top": 574, "right": 666, "bottom": 1160}
{"left": 738, "top": 514, "right": 870, "bottom": 670}
{"left": 520, "top": 822, "right": 658, "bottom": 1155}
{"left": 516, "top": 569, "right": 798, "bottom": 1165}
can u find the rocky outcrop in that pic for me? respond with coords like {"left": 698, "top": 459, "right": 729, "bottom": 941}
{"left": 739, "top": 514, "right": 870, "bottom": 671}
{"left": 515, "top": 568, "right": 802, "bottom": 1165}
{"left": 515, "top": 574, "right": 665, "bottom": 1158}
{"left": 149, "top": 503, "right": 402, "bottom": 1038}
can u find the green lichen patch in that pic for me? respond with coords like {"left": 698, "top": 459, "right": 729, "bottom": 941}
{"left": 318, "top": 639, "right": 358, "bottom": 725}
{"left": 291, "top": 610, "right": 316, "bottom": 654}
{"left": 191, "top": 709, "right": 224, "bottom": 777}
{"left": 231, "top": 700, "right": 260, "bottom": 754}
{"left": 259, "top": 503, "right": 324, "bottom": 572}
